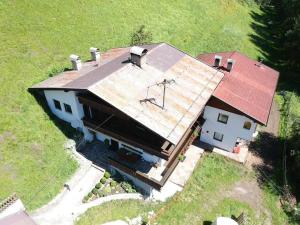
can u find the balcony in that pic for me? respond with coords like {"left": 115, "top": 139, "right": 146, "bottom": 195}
{"left": 79, "top": 141, "right": 164, "bottom": 190}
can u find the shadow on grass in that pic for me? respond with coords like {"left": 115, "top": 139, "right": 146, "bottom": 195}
{"left": 249, "top": 131, "right": 300, "bottom": 201}
{"left": 29, "top": 90, "right": 83, "bottom": 146}
{"left": 249, "top": 132, "right": 283, "bottom": 187}
{"left": 249, "top": 2, "right": 300, "bottom": 95}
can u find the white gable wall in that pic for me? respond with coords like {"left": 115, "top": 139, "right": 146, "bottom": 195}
{"left": 44, "top": 90, "right": 83, "bottom": 127}
{"left": 44, "top": 90, "right": 94, "bottom": 141}
{"left": 200, "top": 106, "right": 257, "bottom": 151}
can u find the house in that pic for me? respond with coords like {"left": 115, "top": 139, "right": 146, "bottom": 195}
{"left": 29, "top": 43, "right": 278, "bottom": 194}
{"left": 29, "top": 43, "right": 224, "bottom": 194}
{"left": 197, "top": 51, "right": 279, "bottom": 151}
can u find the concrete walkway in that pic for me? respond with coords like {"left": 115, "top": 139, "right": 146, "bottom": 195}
{"left": 30, "top": 140, "right": 144, "bottom": 225}
{"left": 152, "top": 144, "right": 204, "bottom": 201}
{"left": 31, "top": 166, "right": 104, "bottom": 225}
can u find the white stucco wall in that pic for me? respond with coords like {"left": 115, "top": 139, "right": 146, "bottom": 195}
{"left": 200, "top": 106, "right": 257, "bottom": 151}
{"left": 44, "top": 90, "right": 93, "bottom": 141}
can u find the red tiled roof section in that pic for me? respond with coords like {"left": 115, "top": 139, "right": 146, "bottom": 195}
{"left": 197, "top": 51, "right": 279, "bottom": 125}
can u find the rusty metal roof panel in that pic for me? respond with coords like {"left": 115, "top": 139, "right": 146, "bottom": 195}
{"left": 88, "top": 44, "right": 223, "bottom": 144}
{"left": 31, "top": 42, "right": 223, "bottom": 144}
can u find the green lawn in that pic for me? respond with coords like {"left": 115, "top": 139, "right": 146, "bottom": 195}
{"left": 0, "top": 0, "right": 262, "bottom": 210}
{"left": 154, "top": 154, "right": 261, "bottom": 225}
{"left": 76, "top": 200, "right": 162, "bottom": 225}
{"left": 76, "top": 154, "right": 267, "bottom": 225}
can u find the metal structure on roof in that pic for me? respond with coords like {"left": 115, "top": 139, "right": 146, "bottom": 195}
{"left": 88, "top": 44, "right": 223, "bottom": 144}
{"left": 30, "top": 43, "right": 224, "bottom": 145}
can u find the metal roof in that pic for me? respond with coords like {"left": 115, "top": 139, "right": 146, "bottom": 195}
{"left": 197, "top": 51, "right": 279, "bottom": 125}
{"left": 30, "top": 43, "right": 223, "bottom": 145}
{"left": 88, "top": 43, "right": 223, "bottom": 144}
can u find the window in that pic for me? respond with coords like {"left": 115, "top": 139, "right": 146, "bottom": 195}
{"left": 64, "top": 103, "right": 72, "bottom": 114}
{"left": 53, "top": 99, "right": 61, "bottom": 110}
{"left": 243, "top": 121, "right": 252, "bottom": 130}
{"left": 217, "top": 113, "right": 229, "bottom": 124}
{"left": 213, "top": 132, "right": 224, "bottom": 142}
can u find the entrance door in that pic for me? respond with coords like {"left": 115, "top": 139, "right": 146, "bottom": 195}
{"left": 110, "top": 139, "right": 119, "bottom": 151}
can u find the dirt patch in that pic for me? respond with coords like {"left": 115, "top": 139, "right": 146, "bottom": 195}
{"left": 226, "top": 180, "right": 272, "bottom": 225}
{"left": 31, "top": 142, "right": 43, "bottom": 152}
{"left": 226, "top": 180, "right": 263, "bottom": 211}
{"left": 0, "top": 131, "right": 16, "bottom": 144}
{"left": 258, "top": 99, "right": 280, "bottom": 136}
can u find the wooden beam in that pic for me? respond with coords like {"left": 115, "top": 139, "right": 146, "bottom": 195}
{"left": 83, "top": 118, "right": 169, "bottom": 160}
{"left": 108, "top": 158, "right": 162, "bottom": 190}
{"left": 161, "top": 141, "right": 170, "bottom": 150}
{"left": 78, "top": 96, "right": 128, "bottom": 120}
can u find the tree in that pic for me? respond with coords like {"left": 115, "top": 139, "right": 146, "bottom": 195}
{"left": 130, "top": 25, "right": 153, "bottom": 46}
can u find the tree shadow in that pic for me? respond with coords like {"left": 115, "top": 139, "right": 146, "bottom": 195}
{"left": 249, "top": 132, "right": 283, "bottom": 187}
{"left": 249, "top": 131, "right": 300, "bottom": 201}
{"left": 249, "top": 2, "right": 300, "bottom": 95}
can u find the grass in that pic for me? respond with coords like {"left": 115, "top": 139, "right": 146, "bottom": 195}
{"left": 76, "top": 200, "right": 162, "bottom": 225}
{"left": 154, "top": 154, "right": 260, "bottom": 224}
{"left": 76, "top": 154, "right": 267, "bottom": 225}
{"left": 0, "top": 0, "right": 262, "bottom": 210}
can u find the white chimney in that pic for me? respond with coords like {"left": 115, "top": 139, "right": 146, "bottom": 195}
{"left": 227, "top": 58, "right": 235, "bottom": 72}
{"left": 214, "top": 55, "right": 222, "bottom": 67}
{"left": 130, "top": 46, "right": 148, "bottom": 68}
{"left": 70, "top": 54, "right": 81, "bottom": 71}
{"left": 90, "top": 47, "right": 100, "bottom": 62}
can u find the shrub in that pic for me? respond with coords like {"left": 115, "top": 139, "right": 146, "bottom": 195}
{"left": 87, "top": 192, "right": 93, "bottom": 198}
{"left": 97, "top": 190, "right": 106, "bottom": 197}
{"left": 110, "top": 180, "right": 117, "bottom": 188}
{"left": 92, "top": 188, "right": 98, "bottom": 195}
{"left": 104, "top": 139, "right": 110, "bottom": 147}
{"left": 130, "top": 25, "right": 153, "bottom": 46}
{"left": 121, "top": 181, "right": 136, "bottom": 193}
{"left": 104, "top": 171, "right": 111, "bottom": 179}
{"left": 95, "top": 183, "right": 102, "bottom": 189}
{"left": 178, "top": 154, "right": 186, "bottom": 162}
{"left": 100, "top": 177, "right": 107, "bottom": 184}
{"left": 82, "top": 195, "right": 89, "bottom": 203}
{"left": 103, "top": 186, "right": 111, "bottom": 194}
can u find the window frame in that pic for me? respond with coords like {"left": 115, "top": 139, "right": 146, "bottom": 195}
{"left": 213, "top": 132, "right": 224, "bottom": 142}
{"left": 217, "top": 113, "right": 229, "bottom": 124}
{"left": 64, "top": 103, "right": 72, "bottom": 114}
{"left": 53, "top": 99, "right": 61, "bottom": 110}
{"left": 243, "top": 121, "right": 252, "bottom": 130}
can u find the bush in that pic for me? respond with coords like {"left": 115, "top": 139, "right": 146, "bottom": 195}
{"left": 104, "top": 171, "right": 111, "bottom": 179}
{"left": 121, "top": 181, "right": 136, "bottom": 193}
{"left": 104, "top": 139, "right": 110, "bottom": 147}
{"left": 92, "top": 188, "right": 98, "bottom": 195}
{"left": 97, "top": 189, "right": 106, "bottom": 197}
{"left": 110, "top": 180, "right": 117, "bottom": 188}
{"left": 103, "top": 186, "right": 111, "bottom": 194}
{"left": 130, "top": 25, "right": 153, "bottom": 46}
{"left": 87, "top": 192, "right": 93, "bottom": 198}
{"left": 178, "top": 154, "right": 186, "bottom": 162}
{"left": 82, "top": 195, "right": 89, "bottom": 203}
{"left": 100, "top": 177, "right": 107, "bottom": 184}
{"left": 95, "top": 182, "right": 102, "bottom": 189}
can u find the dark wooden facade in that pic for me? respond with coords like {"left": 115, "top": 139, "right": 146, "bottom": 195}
{"left": 78, "top": 93, "right": 202, "bottom": 190}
